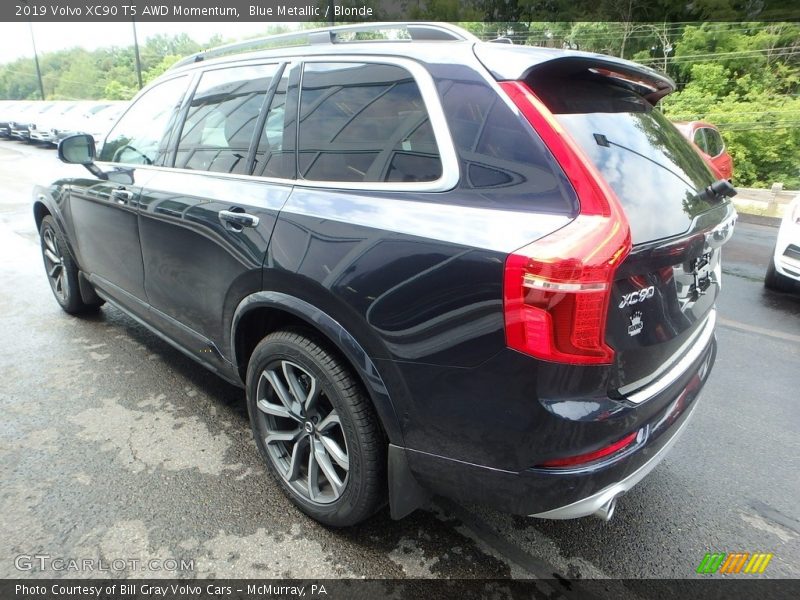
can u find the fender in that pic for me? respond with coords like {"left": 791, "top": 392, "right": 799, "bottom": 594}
{"left": 230, "top": 291, "right": 432, "bottom": 519}
{"left": 33, "top": 184, "right": 77, "bottom": 259}
{"left": 231, "top": 291, "right": 405, "bottom": 446}
{"left": 33, "top": 187, "right": 63, "bottom": 234}
{"left": 33, "top": 184, "right": 99, "bottom": 306}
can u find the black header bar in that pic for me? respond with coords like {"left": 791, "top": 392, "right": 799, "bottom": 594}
{"left": 3, "top": 0, "right": 799, "bottom": 22}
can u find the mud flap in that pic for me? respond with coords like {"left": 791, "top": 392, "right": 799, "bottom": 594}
{"left": 388, "top": 444, "right": 433, "bottom": 520}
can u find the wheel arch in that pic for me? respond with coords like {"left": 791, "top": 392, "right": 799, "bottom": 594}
{"left": 231, "top": 292, "right": 404, "bottom": 447}
{"left": 33, "top": 198, "right": 51, "bottom": 232}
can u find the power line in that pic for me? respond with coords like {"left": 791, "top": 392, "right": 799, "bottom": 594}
{"left": 636, "top": 46, "right": 799, "bottom": 63}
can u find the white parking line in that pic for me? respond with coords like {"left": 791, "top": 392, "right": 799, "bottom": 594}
{"left": 718, "top": 316, "right": 800, "bottom": 344}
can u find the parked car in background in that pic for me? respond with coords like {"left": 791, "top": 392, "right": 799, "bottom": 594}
{"left": 36, "top": 22, "right": 736, "bottom": 527}
{"left": 30, "top": 102, "right": 91, "bottom": 144}
{"left": 673, "top": 120, "right": 733, "bottom": 181}
{"left": 50, "top": 102, "right": 122, "bottom": 146}
{"left": 30, "top": 102, "right": 107, "bottom": 145}
{"left": 76, "top": 102, "right": 127, "bottom": 148}
{"left": 765, "top": 194, "right": 800, "bottom": 292}
{"left": 10, "top": 102, "right": 61, "bottom": 141}
{"left": 1, "top": 101, "right": 28, "bottom": 137}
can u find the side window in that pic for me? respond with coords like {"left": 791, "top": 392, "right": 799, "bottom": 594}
{"left": 297, "top": 62, "right": 442, "bottom": 183}
{"left": 175, "top": 64, "right": 278, "bottom": 174}
{"left": 440, "top": 80, "right": 564, "bottom": 196}
{"left": 704, "top": 128, "right": 724, "bottom": 157}
{"left": 692, "top": 128, "right": 708, "bottom": 154}
{"left": 100, "top": 76, "right": 187, "bottom": 165}
{"left": 252, "top": 67, "right": 293, "bottom": 178}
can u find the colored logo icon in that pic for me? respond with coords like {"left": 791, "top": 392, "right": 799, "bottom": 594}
{"left": 696, "top": 552, "right": 773, "bottom": 574}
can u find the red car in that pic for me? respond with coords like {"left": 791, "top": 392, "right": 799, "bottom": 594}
{"left": 673, "top": 121, "right": 733, "bottom": 181}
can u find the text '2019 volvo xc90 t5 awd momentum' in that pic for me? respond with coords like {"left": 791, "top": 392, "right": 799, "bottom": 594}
{"left": 35, "top": 23, "right": 736, "bottom": 527}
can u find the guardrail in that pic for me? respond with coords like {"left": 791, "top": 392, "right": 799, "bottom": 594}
{"left": 734, "top": 186, "right": 796, "bottom": 218}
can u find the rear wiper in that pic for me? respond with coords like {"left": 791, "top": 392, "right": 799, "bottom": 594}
{"left": 593, "top": 133, "right": 698, "bottom": 191}
{"left": 694, "top": 179, "right": 737, "bottom": 203}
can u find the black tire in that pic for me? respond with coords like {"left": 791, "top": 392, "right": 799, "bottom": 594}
{"left": 764, "top": 251, "right": 795, "bottom": 293}
{"left": 39, "top": 215, "right": 104, "bottom": 314}
{"left": 246, "top": 329, "right": 386, "bottom": 527}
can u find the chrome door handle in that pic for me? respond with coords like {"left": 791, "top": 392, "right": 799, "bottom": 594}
{"left": 219, "top": 210, "right": 259, "bottom": 228}
{"left": 110, "top": 188, "right": 133, "bottom": 205}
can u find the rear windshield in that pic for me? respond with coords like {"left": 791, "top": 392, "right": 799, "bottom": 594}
{"left": 533, "top": 76, "right": 717, "bottom": 244}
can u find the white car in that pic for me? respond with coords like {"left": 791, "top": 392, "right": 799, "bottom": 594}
{"left": 765, "top": 194, "right": 800, "bottom": 292}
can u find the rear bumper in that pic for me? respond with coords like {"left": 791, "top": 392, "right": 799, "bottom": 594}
{"left": 529, "top": 397, "right": 696, "bottom": 519}
{"left": 402, "top": 329, "right": 716, "bottom": 518}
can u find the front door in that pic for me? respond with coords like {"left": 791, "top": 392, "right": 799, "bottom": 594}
{"left": 68, "top": 75, "right": 189, "bottom": 314}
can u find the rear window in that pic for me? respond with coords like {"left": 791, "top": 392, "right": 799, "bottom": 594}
{"left": 703, "top": 127, "right": 724, "bottom": 157}
{"left": 533, "top": 76, "right": 717, "bottom": 244}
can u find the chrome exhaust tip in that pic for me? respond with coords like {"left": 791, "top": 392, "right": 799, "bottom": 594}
{"left": 594, "top": 496, "right": 618, "bottom": 521}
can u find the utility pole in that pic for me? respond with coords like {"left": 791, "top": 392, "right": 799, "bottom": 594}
{"left": 21, "top": 0, "right": 45, "bottom": 100}
{"left": 28, "top": 21, "right": 45, "bottom": 100}
{"left": 132, "top": 19, "right": 144, "bottom": 89}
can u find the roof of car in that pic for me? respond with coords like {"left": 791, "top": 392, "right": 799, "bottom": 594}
{"left": 164, "top": 23, "right": 674, "bottom": 104}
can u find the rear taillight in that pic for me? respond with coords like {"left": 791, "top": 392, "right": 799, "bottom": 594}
{"left": 500, "top": 81, "right": 632, "bottom": 365}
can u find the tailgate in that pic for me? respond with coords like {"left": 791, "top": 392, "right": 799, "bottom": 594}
{"left": 515, "top": 55, "right": 735, "bottom": 392}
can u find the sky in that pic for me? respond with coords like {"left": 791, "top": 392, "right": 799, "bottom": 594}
{"left": 0, "top": 22, "right": 299, "bottom": 63}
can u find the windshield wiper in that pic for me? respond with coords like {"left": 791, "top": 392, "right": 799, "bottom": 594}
{"left": 694, "top": 179, "right": 737, "bottom": 203}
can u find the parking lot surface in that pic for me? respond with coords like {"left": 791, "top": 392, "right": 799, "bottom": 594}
{"left": 1, "top": 140, "right": 799, "bottom": 582}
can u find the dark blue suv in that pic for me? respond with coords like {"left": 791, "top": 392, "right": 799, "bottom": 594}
{"left": 35, "top": 23, "right": 735, "bottom": 526}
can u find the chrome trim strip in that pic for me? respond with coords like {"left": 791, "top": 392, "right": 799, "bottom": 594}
{"left": 529, "top": 400, "right": 698, "bottom": 520}
{"left": 624, "top": 309, "right": 716, "bottom": 404}
{"left": 617, "top": 310, "right": 714, "bottom": 396}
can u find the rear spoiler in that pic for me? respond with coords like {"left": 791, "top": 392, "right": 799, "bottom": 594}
{"left": 474, "top": 44, "right": 675, "bottom": 105}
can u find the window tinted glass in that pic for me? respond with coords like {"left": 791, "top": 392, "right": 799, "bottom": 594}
{"left": 439, "top": 79, "right": 573, "bottom": 213}
{"left": 692, "top": 128, "right": 707, "bottom": 153}
{"left": 175, "top": 65, "right": 277, "bottom": 174}
{"left": 704, "top": 127, "right": 723, "bottom": 157}
{"left": 100, "top": 77, "right": 187, "bottom": 165}
{"left": 535, "top": 76, "right": 717, "bottom": 244}
{"left": 252, "top": 68, "right": 292, "bottom": 178}
{"left": 297, "top": 62, "right": 442, "bottom": 183}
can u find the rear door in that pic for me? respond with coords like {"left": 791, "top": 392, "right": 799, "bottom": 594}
{"left": 531, "top": 73, "right": 736, "bottom": 395}
{"left": 137, "top": 62, "right": 294, "bottom": 364}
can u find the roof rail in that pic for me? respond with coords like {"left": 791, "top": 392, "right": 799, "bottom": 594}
{"left": 170, "top": 22, "right": 478, "bottom": 70}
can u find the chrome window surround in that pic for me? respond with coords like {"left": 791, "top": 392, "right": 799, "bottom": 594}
{"left": 621, "top": 309, "right": 716, "bottom": 404}
{"left": 293, "top": 56, "right": 458, "bottom": 192}
{"left": 99, "top": 56, "right": 460, "bottom": 194}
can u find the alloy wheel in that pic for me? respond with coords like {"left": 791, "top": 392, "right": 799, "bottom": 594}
{"left": 255, "top": 359, "right": 349, "bottom": 505}
{"left": 42, "top": 228, "right": 68, "bottom": 302}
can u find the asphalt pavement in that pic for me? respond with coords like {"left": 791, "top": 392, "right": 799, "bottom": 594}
{"left": 1, "top": 140, "right": 798, "bottom": 584}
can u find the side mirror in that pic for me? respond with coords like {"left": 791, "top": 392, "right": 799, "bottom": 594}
{"left": 58, "top": 134, "right": 107, "bottom": 180}
{"left": 58, "top": 133, "right": 95, "bottom": 164}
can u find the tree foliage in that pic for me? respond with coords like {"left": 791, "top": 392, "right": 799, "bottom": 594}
{"left": 1, "top": 21, "right": 797, "bottom": 187}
